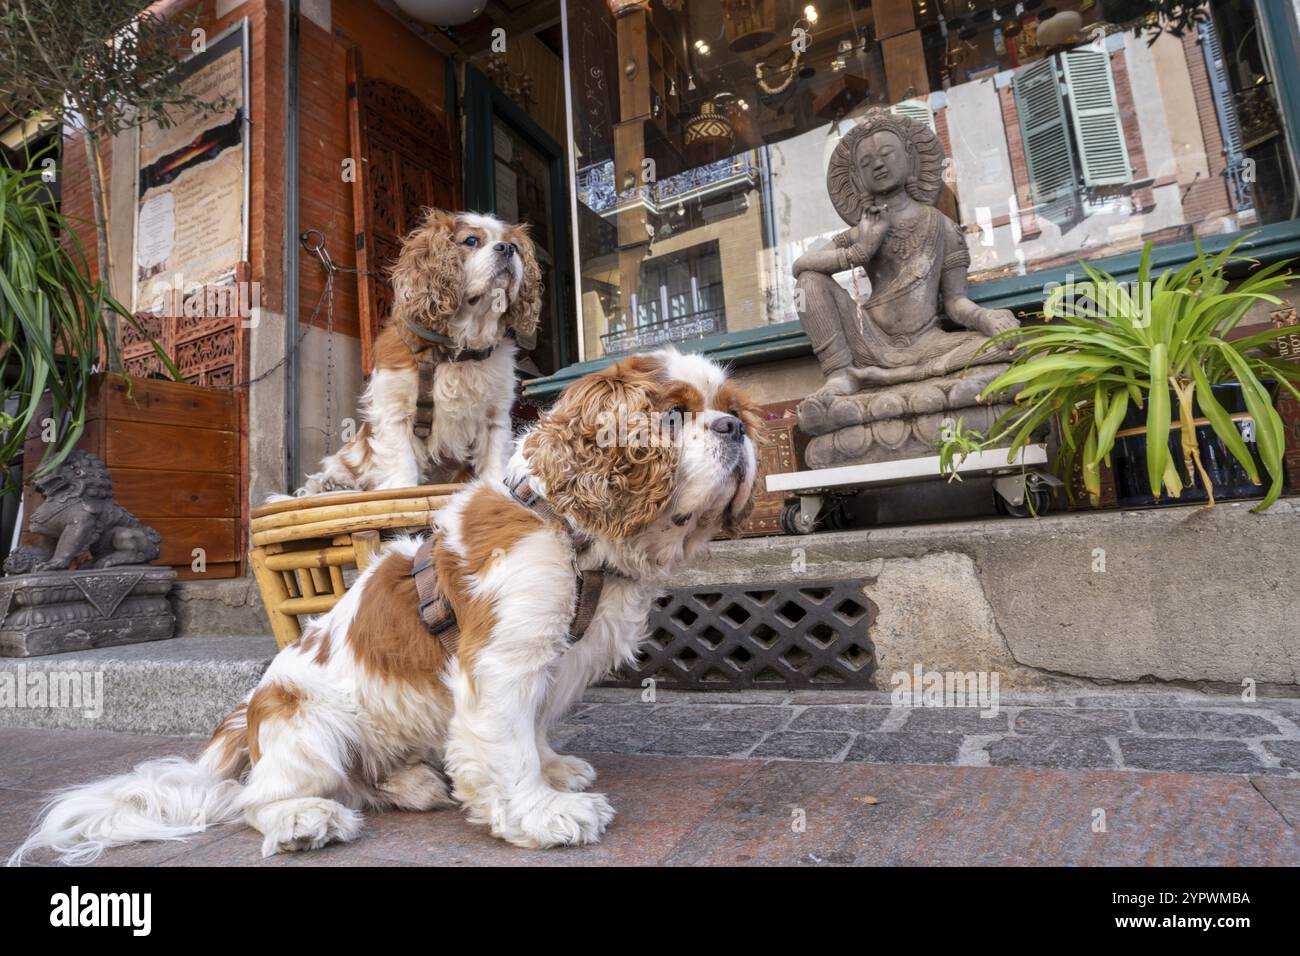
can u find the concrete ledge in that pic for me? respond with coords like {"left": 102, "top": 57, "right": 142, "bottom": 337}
{"left": 171, "top": 577, "right": 271, "bottom": 639}
{"left": 669, "top": 499, "right": 1300, "bottom": 689}
{"left": 0, "top": 635, "right": 278, "bottom": 735}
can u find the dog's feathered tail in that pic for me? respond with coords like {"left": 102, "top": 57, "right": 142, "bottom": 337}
{"left": 6, "top": 704, "right": 251, "bottom": 867}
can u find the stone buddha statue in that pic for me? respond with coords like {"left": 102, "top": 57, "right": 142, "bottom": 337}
{"left": 793, "top": 109, "right": 1020, "bottom": 468}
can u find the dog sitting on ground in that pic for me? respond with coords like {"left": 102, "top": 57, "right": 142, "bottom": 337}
{"left": 297, "top": 209, "right": 541, "bottom": 494}
{"left": 9, "top": 348, "right": 758, "bottom": 863}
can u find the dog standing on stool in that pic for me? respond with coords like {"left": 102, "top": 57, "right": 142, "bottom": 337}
{"left": 298, "top": 209, "right": 541, "bottom": 494}
{"left": 9, "top": 349, "right": 758, "bottom": 862}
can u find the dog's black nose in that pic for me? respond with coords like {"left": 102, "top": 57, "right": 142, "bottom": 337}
{"left": 710, "top": 415, "right": 745, "bottom": 440}
{"left": 494, "top": 241, "right": 516, "bottom": 259}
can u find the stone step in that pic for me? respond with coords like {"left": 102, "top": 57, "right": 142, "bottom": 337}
{"left": 0, "top": 635, "right": 278, "bottom": 736}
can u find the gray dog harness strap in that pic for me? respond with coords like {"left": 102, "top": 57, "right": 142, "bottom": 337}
{"left": 409, "top": 478, "right": 614, "bottom": 656}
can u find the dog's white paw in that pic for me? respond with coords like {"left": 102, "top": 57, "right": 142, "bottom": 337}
{"left": 496, "top": 790, "right": 615, "bottom": 849}
{"left": 378, "top": 763, "right": 455, "bottom": 811}
{"left": 543, "top": 754, "right": 597, "bottom": 792}
{"left": 257, "top": 798, "right": 363, "bottom": 857}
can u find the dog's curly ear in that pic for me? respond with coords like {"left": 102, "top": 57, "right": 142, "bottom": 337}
{"left": 390, "top": 208, "right": 462, "bottom": 331}
{"left": 506, "top": 224, "right": 543, "bottom": 348}
{"left": 524, "top": 355, "right": 677, "bottom": 539}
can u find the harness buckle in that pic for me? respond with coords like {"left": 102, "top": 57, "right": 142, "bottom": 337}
{"left": 506, "top": 474, "right": 540, "bottom": 508}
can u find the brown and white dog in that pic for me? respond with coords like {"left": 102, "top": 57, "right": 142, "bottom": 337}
{"left": 10, "top": 349, "right": 758, "bottom": 862}
{"left": 298, "top": 209, "right": 541, "bottom": 494}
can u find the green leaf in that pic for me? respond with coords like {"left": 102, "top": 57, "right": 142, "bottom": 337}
{"left": 1146, "top": 344, "right": 1171, "bottom": 499}
{"left": 1189, "top": 362, "right": 1259, "bottom": 484}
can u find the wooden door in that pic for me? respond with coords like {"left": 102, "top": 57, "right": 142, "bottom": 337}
{"left": 347, "top": 49, "right": 460, "bottom": 371}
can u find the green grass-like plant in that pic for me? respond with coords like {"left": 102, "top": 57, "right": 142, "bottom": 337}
{"left": 976, "top": 237, "right": 1300, "bottom": 511}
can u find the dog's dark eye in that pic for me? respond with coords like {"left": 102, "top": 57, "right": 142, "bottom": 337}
{"left": 463, "top": 236, "right": 480, "bottom": 248}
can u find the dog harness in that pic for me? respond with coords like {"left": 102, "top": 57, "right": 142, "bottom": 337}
{"left": 409, "top": 477, "right": 611, "bottom": 657}
{"left": 398, "top": 319, "right": 501, "bottom": 440}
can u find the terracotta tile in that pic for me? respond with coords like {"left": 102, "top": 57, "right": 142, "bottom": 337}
{"left": 186, "top": 754, "right": 766, "bottom": 867}
{"left": 662, "top": 763, "right": 1299, "bottom": 866}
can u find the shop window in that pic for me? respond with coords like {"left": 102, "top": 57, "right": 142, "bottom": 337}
{"left": 558, "top": 0, "right": 1300, "bottom": 376}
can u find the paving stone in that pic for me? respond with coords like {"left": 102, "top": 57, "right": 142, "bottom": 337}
{"left": 639, "top": 706, "right": 719, "bottom": 730}
{"left": 900, "top": 708, "right": 1010, "bottom": 734}
{"left": 638, "top": 729, "right": 762, "bottom": 758}
{"left": 567, "top": 704, "right": 653, "bottom": 726}
{"left": 163, "top": 753, "right": 767, "bottom": 867}
{"left": 752, "top": 732, "right": 851, "bottom": 761}
{"left": 1249, "top": 777, "right": 1300, "bottom": 829}
{"left": 844, "top": 733, "right": 962, "bottom": 766}
{"left": 1075, "top": 694, "right": 1214, "bottom": 708}
{"left": 1120, "top": 738, "right": 1266, "bottom": 774}
{"left": 788, "top": 690, "right": 895, "bottom": 705}
{"left": 550, "top": 725, "right": 659, "bottom": 755}
{"left": 663, "top": 762, "right": 1299, "bottom": 866}
{"left": 705, "top": 706, "right": 795, "bottom": 731}
{"left": 1134, "top": 709, "right": 1284, "bottom": 738}
{"left": 987, "top": 736, "right": 1117, "bottom": 770}
{"left": 788, "top": 706, "right": 891, "bottom": 733}
{"left": 4, "top": 726, "right": 1294, "bottom": 868}
{"left": 1264, "top": 740, "right": 1300, "bottom": 771}
{"left": 1012, "top": 708, "right": 1134, "bottom": 735}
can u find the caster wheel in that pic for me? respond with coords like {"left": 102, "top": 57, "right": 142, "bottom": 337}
{"left": 781, "top": 501, "right": 817, "bottom": 535}
{"left": 821, "top": 498, "right": 856, "bottom": 531}
{"left": 994, "top": 484, "right": 1051, "bottom": 518}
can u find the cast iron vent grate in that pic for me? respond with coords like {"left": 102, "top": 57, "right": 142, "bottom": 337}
{"left": 602, "top": 579, "right": 877, "bottom": 690}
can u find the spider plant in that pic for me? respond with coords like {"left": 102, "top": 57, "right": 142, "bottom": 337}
{"left": 936, "top": 416, "right": 988, "bottom": 483}
{"left": 977, "top": 237, "right": 1300, "bottom": 512}
{"left": 1, "top": 153, "right": 176, "bottom": 494}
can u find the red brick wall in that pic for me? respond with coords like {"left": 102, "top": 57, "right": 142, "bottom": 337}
{"left": 997, "top": 83, "right": 1042, "bottom": 240}
{"left": 297, "top": 17, "right": 360, "bottom": 336}
{"left": 58, "top": 134, "right": 110, "bottom": 286}
{"left": 1179, "top": 29, "right": 1233, "bottom": 225}
{"left": 1109, "top": 50, "right": 1154, "bottom": 213}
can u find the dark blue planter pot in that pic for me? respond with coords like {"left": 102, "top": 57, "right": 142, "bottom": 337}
{"left": 1110, "top": 382, "right": 1281, "bottom": 507}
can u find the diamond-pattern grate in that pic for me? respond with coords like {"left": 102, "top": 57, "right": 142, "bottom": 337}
{"left": 602, "top": 579, "right": 877, "bottom": 690}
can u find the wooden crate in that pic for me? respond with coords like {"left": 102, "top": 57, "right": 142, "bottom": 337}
{"left": 23, "top": 374, "right": 244, "bottom": 580}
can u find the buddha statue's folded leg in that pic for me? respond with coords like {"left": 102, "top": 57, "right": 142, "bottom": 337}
{"left": 914, "top": 329, "right": 1013, "bottom": 379}
{"left": 796, "top": 271, "right": 864, "bottom": 396}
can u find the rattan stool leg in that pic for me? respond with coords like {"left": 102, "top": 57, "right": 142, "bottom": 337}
{"left": 352, "top": 530, "right": 382, "bottom": 572}
{"left": 250, "top": 546, "right": 302, "bottom": 648}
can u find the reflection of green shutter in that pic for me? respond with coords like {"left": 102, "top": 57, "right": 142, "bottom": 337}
{"left": 1012, "top": 57, "right": 1077, "bottom": 206}
{"left": 890, "top": 98, "right": 935, "bottom": 132}
{"left": 1061, "top": 47, "right": 1131, "bottom": 186}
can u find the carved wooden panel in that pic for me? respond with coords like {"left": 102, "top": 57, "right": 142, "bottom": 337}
{"left": 120, "top": 262, "right": 249, "bottom": 388}
{"left": 716, "top": 400, "right": 804, "bottom": 539}
{"left": 347, "top": 49, "right": 459, "bottom": 371}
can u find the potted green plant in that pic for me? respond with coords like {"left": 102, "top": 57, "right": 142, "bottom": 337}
{"left": 974, "top": 238, "right": 1300, "bottom": 512}
{"left": 0, "top": 156, "right": 175, "bottom": 563}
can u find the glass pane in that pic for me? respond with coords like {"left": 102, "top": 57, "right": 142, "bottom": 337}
{"left": 493, "top": 117, "right": 562, "bottom": 374}
{"left": 565, "top": 0, "right": 1299, "bottom": 361}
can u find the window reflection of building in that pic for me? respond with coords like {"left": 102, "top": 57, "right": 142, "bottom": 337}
{"left": 567, "top": 0, "right": 1299, "bottom": 363}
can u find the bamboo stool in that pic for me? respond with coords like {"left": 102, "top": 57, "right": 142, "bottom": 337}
{"left": 249, "top": 484, "right": 461, "bottom": 648}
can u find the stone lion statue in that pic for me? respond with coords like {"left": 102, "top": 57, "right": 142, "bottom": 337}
{"left": 3, "top": 451, "right": 162, "bottom": 575}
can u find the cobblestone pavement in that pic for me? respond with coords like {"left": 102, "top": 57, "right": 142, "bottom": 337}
{"left": 555, "top": 687, "right": 1300, "bottom": 778}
